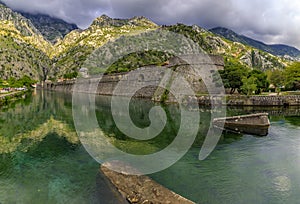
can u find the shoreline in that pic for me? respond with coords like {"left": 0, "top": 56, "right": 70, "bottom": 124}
{"left": 39, "top": 82, "right": 300, "bottom": 107}
{"left": 0, "top": 90, "right": 29, "bottom": 106}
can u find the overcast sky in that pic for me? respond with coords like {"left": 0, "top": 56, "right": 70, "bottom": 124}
{"left": 3, "top": 0, "right": 300, "bottom": 49}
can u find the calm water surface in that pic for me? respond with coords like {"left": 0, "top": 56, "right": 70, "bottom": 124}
{"left": 151, "top": 118, "right": 300, "bottom": 204}
{"left": 1, "top": 90, "right": 300, "bottom": 204}
{"left": 0, "top": 91, "right": 102, "bottom": 204}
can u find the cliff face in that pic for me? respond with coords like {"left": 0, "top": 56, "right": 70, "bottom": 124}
{"left": 0, "top": 3, "right": 51, "bottom": 80}
{"left": 165, "top": 24, "right": 287, "bottom": 71}
{"left": 19, "top": 12, "right": 78, "bottom": 44}
{"left": 51, "top": 15, "right": 159, "bottom": 78}
{"left": 0, "top": 3, "right": 159, "bottom": 80}
{"left": 210, "top": 27, "right": 300, "bottom": 59}
{"left": 240, "top": 50, "right": 284, "bottom": 71}
{"left": 0, "top": 2, "right": 293, "bottom": 81}
{"left": 0, "top": 3, "right": 41, "bottom": 36}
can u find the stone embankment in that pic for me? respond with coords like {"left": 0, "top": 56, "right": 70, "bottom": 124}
{"left": 227, "top": 95, "right": 300, "bottom": 106}
{"left": 41, "top": 55, "right": 224, "bottom": 102}
{"left": 197, "top": 95, "right": 300, "bottom": 106}
{"left": 42, "top": 79, "right": 300, "bottom": 107}
{"left": 40, "top": 55, "right": 300, "bottom": 106}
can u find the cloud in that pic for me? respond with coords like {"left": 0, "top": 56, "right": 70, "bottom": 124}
{"left": 2, "top": 0, "right": 300, "bottom": 49}
{"left": 2, "top": 0, "right": 111, "bottom": 27}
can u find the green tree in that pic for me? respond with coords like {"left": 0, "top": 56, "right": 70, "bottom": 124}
{"left": 241, "top": 76, "right": 257, "bottom": 95}
{"left": 250, "top": 69, "right": 269, "bottom": 94}
{"left": 0, "top": 79, "right": 4, "bottom": 88}
{"left": 6, "top": 76, "right": 36, "bottom": 88}
{"left": 268, "top": 69, "right": 285, "bottom": 88}
{"left": 63, "top": 72, "right": 78, "bottom": 79}
{"left": 19, "top": 75, "right": 37, "bottom": 88}
{"left": 219, "top": 58, "right": 249, "bottom": 94}
{"left": 267, "top": 69, "right": 285, "bottom": 94}
{"left": 284, "top": 62, "right": 300, "bottom": 90}
{"left": 7, "top": 77, "right": 18, "bottom": 87}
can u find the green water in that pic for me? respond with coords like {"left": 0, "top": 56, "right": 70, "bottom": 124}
{"left": 1, "top": 90, "right": 300, "bottom": 203}
{"left": 0, "top": 91, "right": 101, "bottom": 204}
{"left": 150, "top": 111, "right": 300, "bottom": 204}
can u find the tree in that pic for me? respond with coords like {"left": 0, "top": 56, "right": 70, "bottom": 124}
{"left": 219, "top": 58, "right": 249, "bottom": 94}
{"left": 41, "top": 66, "right": 49, "bottom": 82}
{"left": 284, "top": 62, "right": 300, "bottom": 91}
{"left": 19, "top": 75, "right": 37, "bottom": 88}
{"left": 7, "top": 77, "right": 18, "bottom": 87}
{"left": 268, "top": 69, "right": 285, "bottom": 88}
{"left": 250, "top": 69, "right": 269, "bottom": 94}
{"left": 63, "top": 72, "right": 78, "bottom": 79}
{"left": 267, "top": 69, "right": 285, "bottom": 94}
{"left": 241, "top": 76, "right": 257, "bottom": 95}
{"left": 0, "top": 79, "right": 4, "bottom": 88}
{"left": 6, "top": 76, "right": 36, "bottom": 88}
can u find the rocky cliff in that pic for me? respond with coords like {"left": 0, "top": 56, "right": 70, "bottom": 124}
{"left": 210, "top": 27, "right": 300, "bottom": 59}
{"left": 165, "top": 24, "right": 287, "bottom": 71}
{"left": 0, "top": 3, "right": 51, "bottom": 80}
{"left": 0, "top": 2, "right": 294, "bottom": 82}
{"left": 19, "top": 12, "right": 78, "bottom": 44}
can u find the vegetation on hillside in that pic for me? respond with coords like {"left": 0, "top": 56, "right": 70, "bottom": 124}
{"left": 218, "top": 58, "right": 269, "bottom": 95}
{"left": 0, "top": 3, "right": 299, "bottom": 96}
{"left": 284, "top": 62, "right": 300, "bottom": 91}
{"left": 106, "top": 50, "right": 172, "bottom": 73}
{"left": 20, "top": 12, "right": 78, "bottom": 44}
{"left": 0, "top": 3, "right": 52, "bottom": 81}
{"left": 0, "top": 34, "right": 51, "bottom": 81}
{"left": 163, "top": 24, "right": 286, "bottom": 71}
{"left": 0, "top": 75, "right": 36, "bottom": 89}
{"left": 210, "top": 27, "right": 300, "bottom": 58}
{"left": 51, "top": 15, "right": 159, "bottom": 78}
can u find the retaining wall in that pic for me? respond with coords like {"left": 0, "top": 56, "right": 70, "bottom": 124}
{"left": 226, "top": 95, "right": 300, "bottom": 106}
{"left": 39, "top": 54, "right": 300, "bottom": 106}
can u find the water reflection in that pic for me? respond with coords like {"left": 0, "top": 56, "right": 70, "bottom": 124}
{"left": 0, "top": 91, "right": 77, "bottom": 154}
{"left": 0, "top": 91, "right": 101, "bottom": 204}
{"left": 0, "top": 90, "right": 300, "bottom": 203}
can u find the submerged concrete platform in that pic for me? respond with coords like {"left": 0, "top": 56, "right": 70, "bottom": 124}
{"left": 100, "top": 164, "right": 194, "bottom": 204}
{"left": 213, "top": 113, "right": 271, "bottom": 136}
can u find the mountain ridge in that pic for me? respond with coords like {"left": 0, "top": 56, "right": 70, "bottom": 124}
{"left": 0, "top": 2, "right": 294, "bottom": 82}
{"left": 19, "top": 12, "right": 78, "bottom": 44}
{"left": 51, "top": 14, "right": 159, "bottom": 77}
{"left": 210, "top": 27, "right": 300, "bottom": 58}
{"left": 0, "top": 2, "right": 51, "bottom": 80}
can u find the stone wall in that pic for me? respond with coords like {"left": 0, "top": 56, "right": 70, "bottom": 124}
{"left": 226, "top": 95, "right": 300, "bottom": 106}
{"left": 196, "top": 95, "right": 300, "bottom": 106}
{"left": 41, "top": 79, "right": 300, "bottom": 106}
{"left": 41, "top": 54, "right": 225, "bottom": 102}
{"left": 44, "top": 55, "right": 299, "bottom": 107}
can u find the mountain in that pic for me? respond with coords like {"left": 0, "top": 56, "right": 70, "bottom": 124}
{"left": 19, "top": 12, "right": 78, "bottom": 44}
{"left": 164, "top": 24, "right": 286, "bottom": 70}
{"left": 0, "top": 3, "right": 51, "bottom": 80}
{"left": 0, "top": 2, "right": 40, "bottom": 36}
{"left": 0, "top": 4, "right": 159, "bottom": 80}
{"left": 210, "top": 27, "right": 300, "bottom": 58}
{"left": 52, "top": 15, "right": 158, "bottom": 77}
{"left": 0, "top": 2, "right": 292, "bottom": 82}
